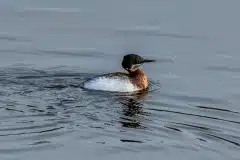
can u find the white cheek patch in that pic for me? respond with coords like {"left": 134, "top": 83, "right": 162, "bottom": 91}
{"left": 129, "top": 64, "right": 142, "bottom": 71}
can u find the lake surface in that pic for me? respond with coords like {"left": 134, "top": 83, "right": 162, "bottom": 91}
{"left": 0, "top": 0, "right": 240, "bottom": 159}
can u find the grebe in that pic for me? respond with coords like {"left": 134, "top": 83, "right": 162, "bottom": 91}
{"left": 83, "top": 54, "right": 155, "bottom": 92}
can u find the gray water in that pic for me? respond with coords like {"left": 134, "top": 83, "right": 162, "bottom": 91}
{"left": 0, "top": 0, "right": 240, "bottom": 159}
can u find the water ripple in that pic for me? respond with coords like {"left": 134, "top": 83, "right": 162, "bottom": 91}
{"left": 206, "top": 66, "right": 240, "bottom": 73}
{"left": 0, "top": 66, "right": 239, "bottom": 157}
{"left": 146, "top": 108, "right": 240, "bottom": 124}
{"left": 0, "top": 33, "right": 30, "bottom": 42}
{"left": 115, "top": 28, "right": 203, "bottom": 39}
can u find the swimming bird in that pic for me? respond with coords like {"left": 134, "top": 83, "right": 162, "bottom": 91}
{"left": 83, "top": 54, "right": 156, "bottom": 92}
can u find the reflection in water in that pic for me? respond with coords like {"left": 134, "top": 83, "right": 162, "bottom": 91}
{"left": 117, "top": 92, "right": 149, "bottom": 129}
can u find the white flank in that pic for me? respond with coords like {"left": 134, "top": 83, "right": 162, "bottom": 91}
{"left": 83, "top": 76, "right": 140, "bottom": 92}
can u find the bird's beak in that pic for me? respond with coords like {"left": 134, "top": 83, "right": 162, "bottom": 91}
{"left": 143, "top": 59, "right": 156, "bottom": 63}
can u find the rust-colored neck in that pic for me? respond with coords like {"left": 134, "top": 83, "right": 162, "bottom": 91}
{"left": 128, "top": 69, "right": 148, "bottom": 90}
